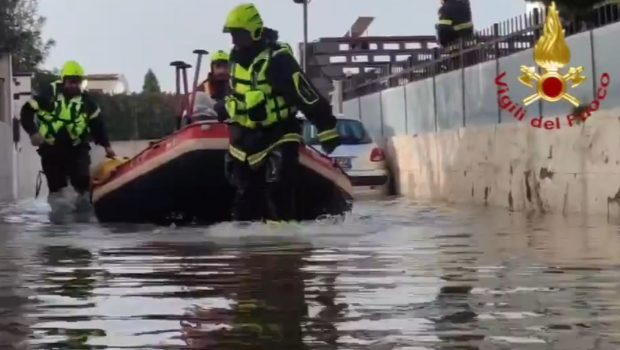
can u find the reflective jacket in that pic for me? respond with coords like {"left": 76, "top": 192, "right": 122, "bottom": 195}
{"left": 436, "top": 0, "right": 474, "bottom": 47}
{"left": 20, "top": 82, "right": 110, "bottom": 147}
{"left": 222, "top": 38, "right": 338, "bottom": 168}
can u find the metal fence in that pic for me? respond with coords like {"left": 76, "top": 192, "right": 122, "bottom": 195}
{"left": 340, "top": 6, "right": 620, "bottom": 142}
{"left": 342, "top": 4, "right": 620, "bottom": 101}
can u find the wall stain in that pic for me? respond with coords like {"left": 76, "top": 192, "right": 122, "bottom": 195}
{"left": 471, "top": 185, "right": 474, "bottom": 197}
{"left": 510, "top": 164, "right": 513, "bottom": 175}
{"left": 562, "top": 183, "right": 569, "bottom": 215}
{"left": 532, "top": 174, "right": 546, "bottom": 213}
{"left": 607, "top": 188, "right": 620, "bottom": 219}
{"left": 464, "top": 170, "right": 467, "bottom": 177}
{"left": 484, "top": 187, "right": 489, "bottom": 206}
{"left": 604, "top": 156, "right": 609, "bottom": 164}
{"left": 539, "top": 167, "right": 554, "bottom": 180}
{"left": 548, "top": 146, "right": 553, "bottom": 159}
{"left": 608, "top": 188, "right": 620, "bottom": 205}
{"left": 524, "top": 170, "right": 532, "bottom": 203}
{"left": 508, "top": 191, "right": 514, "bottom": 211}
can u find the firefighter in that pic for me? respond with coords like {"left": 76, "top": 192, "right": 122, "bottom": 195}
{"left": 20, "top": 60, "right": 115, "bottom": 221}
{"left": 216, "top": 3, "right": 341, "bottom": 222}
{"left": 436, "top": 0, "right": 474, "bottom": 48}
{"left": 196, "top": 50, "right": 231, "bottom": 101}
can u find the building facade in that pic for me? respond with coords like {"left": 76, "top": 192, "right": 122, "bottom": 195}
{"left": 84, "top": 74, "right": 129, "bottom": 94}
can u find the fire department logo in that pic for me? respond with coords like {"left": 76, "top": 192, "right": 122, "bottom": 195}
{"left": 517, "top": 1, "right": 586, "bottom": 107}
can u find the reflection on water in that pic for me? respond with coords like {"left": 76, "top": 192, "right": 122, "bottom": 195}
{"left": 1, "top": 199, "right": 620, "bottom": 349}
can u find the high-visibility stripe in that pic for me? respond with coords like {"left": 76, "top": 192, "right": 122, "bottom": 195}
{"left": 454, "top": 22, "right": 473, "bottom": 31}
{"left": 27, "top": 99, "right": 39, "bottom": 110}
{"left": 245, "top": 133, "right": 303, "bottom": 167}
{"left": 437, "top": 19, "right": 453, "bottom": 25}
{"left": 228, "top": 145, "right": 247, "bottom": 161}
{"left": 89, "top": 107, "right": 101, "bottom": 119}
{"left": 317, "top": 127, "right": 339, "bottom": 142}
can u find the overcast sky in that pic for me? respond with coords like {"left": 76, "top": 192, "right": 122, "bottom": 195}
{"left": 38, "top": 0, "right": 528, "bottom": 92}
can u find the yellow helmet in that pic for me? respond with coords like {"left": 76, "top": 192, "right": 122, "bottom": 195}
{"left": 223, "top": 3, "right": 264, "bottom": 41}
{"left": 60, "top": 60, "right": 85, "bottom": 79}
{"left": 210, "top": 50, "right": 229, "bottom": 64}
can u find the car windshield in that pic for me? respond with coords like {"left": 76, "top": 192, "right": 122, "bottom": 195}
{"left": 304, "top": 119, "right": 373, "bottom": 145}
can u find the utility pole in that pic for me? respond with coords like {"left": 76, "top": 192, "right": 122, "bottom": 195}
{"left": 293, "top": 0, "right": 310, "bottom": 72}
{"left": 303, "top": 0, "right": 308, "bottom": 72}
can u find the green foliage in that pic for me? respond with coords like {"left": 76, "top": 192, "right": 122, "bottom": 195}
{"left": 32, "top": 68, "right": 59, "bottom": 94}
{"left": 142, "top": 69, "right": 161, "bottom": 93}
{"left": 90, "top": 92, "right": 181, "bottom": 141}
{"left": 0, "top": 0, "right": 55, "bottom": 71}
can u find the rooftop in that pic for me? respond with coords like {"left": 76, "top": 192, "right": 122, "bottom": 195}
{"left": 85, "top": 74, "right": 124, "bottom": 80}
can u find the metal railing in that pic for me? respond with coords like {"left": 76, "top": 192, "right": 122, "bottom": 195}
{"left": 342, "top": 4, "right": 620, "bottom": 101}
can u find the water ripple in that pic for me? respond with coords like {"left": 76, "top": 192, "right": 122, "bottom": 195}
{"left": 0, "top": 199, "right": 619, "bottom": 348}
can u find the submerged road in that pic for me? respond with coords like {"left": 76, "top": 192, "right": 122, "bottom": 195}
{"left": 0, "top": 199, "right": 619, "bottom": 349}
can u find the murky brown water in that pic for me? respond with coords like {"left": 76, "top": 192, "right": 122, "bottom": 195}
{"left": 1, "top": 199, "right": 620, "bottom": 349}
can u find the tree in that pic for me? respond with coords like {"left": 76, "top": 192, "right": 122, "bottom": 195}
{"left": 142, "top": 69, "right": 161, "bottom": 93}
{"left": 90, "top": 92, "right": 180, "bottom": 141}
{"left": 32, "top": 68, "right": 59, "bottom": 93}
{"left": 0, "top": 0, "right": 55, "bottom": 71}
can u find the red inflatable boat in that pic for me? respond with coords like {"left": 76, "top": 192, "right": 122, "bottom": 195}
{"left": 91, "top": 120, "right": 353, "bottom": 224}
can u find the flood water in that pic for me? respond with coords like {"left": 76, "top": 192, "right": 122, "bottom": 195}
{"left": 1, "top": 199, "right": 620, "bottom": 349}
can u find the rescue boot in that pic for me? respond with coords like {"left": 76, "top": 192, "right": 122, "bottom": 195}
{"left": 73, "top": 192, "right": 92, "bottom": 223}
{"left": 47, "top": 188, "right": 73, "bottom": 224}
{"left": 74, "top": 192, "right": 92, "bottom": 213}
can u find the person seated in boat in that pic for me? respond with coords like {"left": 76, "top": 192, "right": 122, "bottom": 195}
{"left": 20, "top": 60, "right": 116, "bottom": 221}
{"left": 197, "top": 50, "right": 231, "bottom": 102}
{"left": 191, "top": 50, "right": 231, "bottom": 123}
{"left": 215, "top": 3, "right": 341, "bottom": 222}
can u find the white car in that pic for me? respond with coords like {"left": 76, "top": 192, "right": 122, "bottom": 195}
{"left": 302, "top": 116, "right": 390, "bottom": 198}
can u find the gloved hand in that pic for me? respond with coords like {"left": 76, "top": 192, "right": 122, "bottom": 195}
{"left": 214, "top": 100, "right": 229, "bottom": 123}
{"left": 320, "top": 136, "right": 341, "bottom": 155}
{"left": 30, "top": 132, "right": 44, "bottom": 146}
{"left": 104, "top": 146, "right": 116, "bottom": 158}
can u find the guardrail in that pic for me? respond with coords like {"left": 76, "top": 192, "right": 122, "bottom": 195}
{"left": 342, "top": 5, "right": 620, "bottom": 101}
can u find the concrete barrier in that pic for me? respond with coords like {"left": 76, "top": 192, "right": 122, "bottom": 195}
{"left": 405, "top": 79, "right": 435, "bottom": 135}
{"left": 389, "top": 112, "right": 620, "bottom": 218}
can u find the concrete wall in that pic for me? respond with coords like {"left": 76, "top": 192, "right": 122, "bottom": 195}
{"left": 0, "top": 58, "right": 52, "bottom": 202}
{"left": 343, "top": 22, "right": 620, "bottom": 219}
{"left": 0, "top": 55, "right": 17, "bottom": 202}
{"left": 12, "top": 74, "right": 42, "bottom": 199}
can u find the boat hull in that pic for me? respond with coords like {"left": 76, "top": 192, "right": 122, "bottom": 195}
{"left": 92, "top": 122, "right": 353, "bottom": 224}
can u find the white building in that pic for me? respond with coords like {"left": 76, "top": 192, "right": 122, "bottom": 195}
{"left": 84, "top": 74, "right": 129, "bottom": 94}
{"left": 528, "top": 0, "right": 619, "bottom": 13}
{"left": 526, "top": 1, "right": 545, "bottom": 13}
